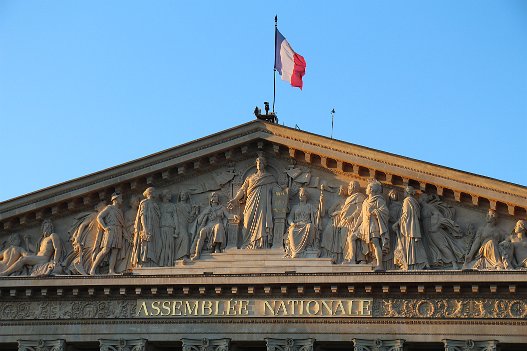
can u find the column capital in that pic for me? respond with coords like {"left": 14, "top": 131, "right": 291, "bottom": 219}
{"left": 442, "top": 339, "right": 498, "bottom": 351}
{"left": 18, "top": 339, "right": 65, "bottom": 351}
{"left": 182, "top": 338, "right": 231, "bottom": 351}
{"left": 99, "top": 338, "right": 147, "bottom": 351}
{"left": 352, "top": 338, "right": 405, "bottom": 351}
{"left": 265, "top": 338, "right": 315, "bottom": 351}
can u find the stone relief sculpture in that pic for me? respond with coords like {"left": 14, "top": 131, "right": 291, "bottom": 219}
{"left": 420, "top": 193, "right": 465, "bottom": 269}
{"left": 384, "top": 189, "right": 402, "bottom": 270}
{"left": 115, "top": 195, "right": 140, "bottom": 273}
{"left": 499, "top": 219, "right": 527, "bottom": 269}
{"left": 463, "top": 209, "right": 507, "bottom": 270}
{"left": 228, "top": 156, "right": 278, "bottom": 249}
{"left": 320, "top": 185, "right": 347, "bottom": 262}
{"left": 132, "top": 187, "right": 161, "bottom": 268}
{"left": 341, "top": 181, "right": 367, "bottom": 264}
{"left": 393, "top": 186, "right": 429, "bottom": 271}
{"left": 89, "top": 193, "right": 125, "bottom": 275}
{"left": 0, "top": 234, "right": 29, "bottom": 275}
{"left": 284, "top": 187, "right": 324, "bottom": 258}
{"left": 175, "top": 191, "right": 198, "bottom": 263}
{"left": 159, "top": 190, "right": 177, "bottom": 266}
{"left": 358, "top": 179, "right": 389, "bottom": 271}
{"left": 63, "top": 201, "right": 106, "bottom": 275}
{"left": 0, "top": 219, "right": 62, "bottom": 277}
{"left": 191, "top": 192, "right": 229, "bottom": 260}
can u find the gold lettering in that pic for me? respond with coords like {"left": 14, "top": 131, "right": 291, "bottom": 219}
{"left": 201, "top": 300, "right": 213, "bottom": 315}
{"left": 214, "top": 300, "right": 226, "bottom": 315}
{"left": 226, "top": 299, "right": 237, "bottom": 315}
{"left": 238, "top": 300, "right": 250, "bottom": 315}
{"left": 172, "top": 301, "right": 182, "bottom": 316}
{"left": 138, "top": 301, "right": 149, "bottom": 316}
{"left": 275, "top": 300, "right": 288, "bottom": 316}
{"left": 360, "top": 300, "right": 372, "bottom": 316}
{"left": 161, "top": 301, "right": 171, "bottom": 316}
{"left": 333, "top": 300, "right": 346, "bottom": 316}
{"left": 263, "top": 300, "right": 276, "bottom": 315}
{"left": 288, "top": 300, "right": 300, "bottom": 315}
{"left": 321, "top": 300, "right": 333, "bottom": 315}
{"left": 185, "top": 301, "right": 198, "bottom": 316}
{"left": 151, "top": 301, "right": 161, "bottom": 316}
{"left": 306, "top": 300, "right": 320, "bottom": 315}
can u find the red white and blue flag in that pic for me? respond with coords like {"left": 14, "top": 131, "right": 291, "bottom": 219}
{"left": 274, "top": 30, "right": 306, "bottom": 89}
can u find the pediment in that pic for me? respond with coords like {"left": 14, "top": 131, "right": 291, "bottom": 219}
{"left": 0, "top": 120, "right": 525, "bottom": 276}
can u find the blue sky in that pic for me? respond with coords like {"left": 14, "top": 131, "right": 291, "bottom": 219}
{"left": 0, "top": 1, "right": 526, "bottom": 202}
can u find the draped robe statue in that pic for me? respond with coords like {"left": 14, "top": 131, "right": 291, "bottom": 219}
{"left": 229, "top": 156, "right": 278, "bottom": 249}
{"left": 174, "top": 191, "right": 197, "bottom": 262}
{"left": 159, "top": 191, "right": 177, "bottom": 266}
{"left": 132, "top": 187, "right": 161, "bottom": 267}
{"left": 394, "top": 187, "right": 428, "bottom": 270}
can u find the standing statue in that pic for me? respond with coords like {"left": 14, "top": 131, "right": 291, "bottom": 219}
{"left": 175, "top": 191, "right": 198, "bottom": 262}
{"left": 132, "top": 187, "right": 161, "bottom": 267}
{"left": 285, "top": 187, "right": 324, "bottom": 258}
{"left": 63, "top": 201, "right": 106, "bottom": 275}
{"left": 228, "top": 156, "right": 278, "bottom": 249}
{"left": 0, "top": 234, "right": 29, "bottom": 275}
{"left": 159, "top": 190, "right": 177, "bottom": 266}
{"left": 420, "top": 193, "right": 465, "bottom": 269}
{"left": 359, "top": 179, "right": 389, "bottom": 271}
{"left": 500, "top": 220, "right": 527, "bottom": 269}
{"left": 191, "top": 192, "right": 229, "bottom": 260}
{"left": 320, "top": 185, "right": 347, "bottom": 262}
{"left": 0, "top": 219, "right": 62, "bottom": 277}
{"left": 384, "top": 189, "right": 402, "bottom": 270}
{"left": 115, "top": 195, "right": 140, "bottom": 273}
{"left": 342, "top": 181, "right": 367, "bottom": 264}
{"left": 90, "top": 192, "right": 125, "bottom": 275}
{"left": 463, "top": 209, "right": 507, "bottom": 270}
{"left": 393, "top": 186, "right": 429, "bottom": 271}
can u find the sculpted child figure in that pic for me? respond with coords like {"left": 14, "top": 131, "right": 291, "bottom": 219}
{"left": 0, "top": 219, "right": 61, "bottom": 277}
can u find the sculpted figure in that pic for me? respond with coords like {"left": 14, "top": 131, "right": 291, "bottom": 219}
{"left": 359, "top": 179, "right": 389, "bottom": 271}
{"left": 175, "top": 191, "right": 198, "bottom": 262}
{"left": 63, "top": 201, "right": 106, "bottom": 275}
{"left": 90, "top": 193, "right": 125, "bottom": 275}
{"left": 115, "top": 195, "right": 140, "bottom": 273}
{"left": 338, "top": 181, "right": 367, "bottom": 264}
{"left": 191, "top": 192, "right": 229, "bottom": 260}
{"left": 132, "top": 187, "right": 161, "bottom": 267}
{"left": 0, "top": 234, "right": 28, "bottom": 275}
{"left": 285, "top": 187, "right": 324, "bottom": 258}
{"left": 228, "top": 156, "right": 278, "bottom": 249}
{"left": 420, "top": 193, "right": 465, "bottom": 269}
{"left": 499, "top": 220, "right": 527, "bottom": 269}
{"left": 0, "top": 220, "right": 62, "bottom": 277}
{"left": 320, "top": 185, "right": 347, "bottom": 262}
{"left": 393, "top": 186, "right": 428, "bottom": 271}
{"left": 384, "top": 189, "right": 402, "bottom": 270}
{"left": 159, "top": 190, "right": 177, "bottom": 266}
{"left": 463, "top": 209, "right": 507, "bottom": 270}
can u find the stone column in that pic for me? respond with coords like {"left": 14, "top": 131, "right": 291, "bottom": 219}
{"left": 99, "top": 338, "right": 147, "bottom": 351}
{"left": 265, "top": 338, "right": 315, "bottom": 351}
{"left": 442, "top": 339, "right": 498, "bottom": 351}
{"left": 351, "top": 339, "right": 405, "bottom": 351}
{"left": 18, "top": 339, "right": 65, "bottom": 351}
{"left": 182, "top": 338, "right": 231, "bottom": 351}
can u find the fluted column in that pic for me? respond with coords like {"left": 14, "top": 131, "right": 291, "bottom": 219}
{"left": 443, "top": 339, "right": 498, "bottom": 351}
{"left": 99, "top": 338, "right": 147, "bottom": 351}
{"left": 265, "top": 338, "right": 315, "bottom": 351}
{"left": 182, "top": 338, "right": 231, "bottom": 351}
{"left": 18, "top": 339, "right": 65, "bottom": 351}
{"left": 352, "top": 339, "right": 405, "bottom": 351}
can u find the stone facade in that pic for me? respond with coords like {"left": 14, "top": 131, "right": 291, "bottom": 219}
{"left": 0, "top": 121, "right": 526, "bottom": 350}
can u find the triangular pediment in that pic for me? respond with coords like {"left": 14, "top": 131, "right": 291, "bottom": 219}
{"left": 0, "top": 120, "right": 525, "bottom": 276}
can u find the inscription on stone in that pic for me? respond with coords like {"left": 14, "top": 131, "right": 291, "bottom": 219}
{"left": 136, "top": 298, "right": 373, "bottom": 318}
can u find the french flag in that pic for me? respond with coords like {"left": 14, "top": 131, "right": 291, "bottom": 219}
{"left": 274, "top": 30, "right": 306, "bottom": 90}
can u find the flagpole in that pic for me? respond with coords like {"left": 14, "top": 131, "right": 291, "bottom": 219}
{"left": 272, "top": 15, "right": 277, "bottom": 113}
